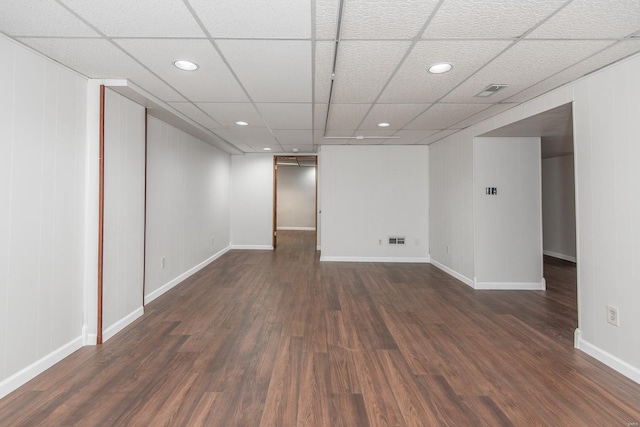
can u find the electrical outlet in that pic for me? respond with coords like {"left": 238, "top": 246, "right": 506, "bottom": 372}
{"left": 378, "top": 239, "right": 382, "bottom": 246}
{"left": 606, "top": 305, "right": 619, "bottom": 326}
{"left": 160, "top": 257, "right": 166, "bottom": 269}
{"left": 415, "top": 238, "right": 420, "bottom": 246}
{"left": 446, "top": 245, "right": 451, "bottom": 254}
{"left": 211, "top": 237, "right": 215, "bottom": 246}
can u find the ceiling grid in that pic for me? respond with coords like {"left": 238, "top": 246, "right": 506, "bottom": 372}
{"left": 0, "top": 0, "right": 638, "bottom": 153}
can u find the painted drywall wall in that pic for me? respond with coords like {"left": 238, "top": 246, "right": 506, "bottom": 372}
{"left": 320, "top": 145, "right": 429, "bottom": 262}
{"left": 102, "top": 89, "right": 146, "bottom": 340}
{"left": 429, "top": 133, "right": 475, "bottom": 284}
{"left": 276, "top": 165, "right": 316, "bottom": 230}
{"left": 230, "top": 154, "right": 274, "bottom": 249}
{"left": 430, "top": 51, "right": 640, "bottom": 383}
{"left": 573, "top": 53, "right": 640, "bottom": 382}
{"left": 542, "top": 155, "right": 576, "bottom": 262}
{"left": 474, "top": 137, "right": 543, "bottom": 289}
{"left": 0, "top": 35, "right": 87, "bottom": 398}
{"left": 145, "top": 116, "right": 231, "bottom": 303}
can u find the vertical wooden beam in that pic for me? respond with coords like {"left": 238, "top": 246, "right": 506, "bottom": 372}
{"left": 272, "top": 156, "right": 278, "bottom": 249}
{"left": 97, "top": 85, "right": 105, "bottom": 345}
{"left": 142, "top": 109, "right": 148, "bottom": 305}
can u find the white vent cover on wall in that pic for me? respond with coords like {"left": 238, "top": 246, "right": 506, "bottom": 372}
{"left": 388, "top": 236, "right": 406, "bottom": 246}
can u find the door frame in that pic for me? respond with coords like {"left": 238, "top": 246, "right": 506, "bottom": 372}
{"left": 272, "top": 155, "right": 318, "bottom": 249}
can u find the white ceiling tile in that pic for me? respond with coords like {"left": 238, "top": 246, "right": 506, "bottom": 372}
{"left": 314, "top": 104, "right": 328, "bottom": 131}
{"left": 60, "top": 0, "right": 204, "bottom": 37}
{"left": 358, "top": 104, "right": 428, "bottom": 130}
{"left": 352, "top": 129, "right": 398, "bottom": 137}
{"left": 332, "top": 41, "right": 412, "bottom": 103}
{"left": 190, "top": 0, "right": 311, "bottom": 38}
{"left": 315, "top": 41, "right": 334, "bottom": 104}
{"left": 316, "top": 0, "right": 340, "bottom": 39}
{"left": 116, "top": 39, "right": 248, "bottom": 103}
{"left": 419, "top": 129, "right": 460, "bottom": 144}
{"left": 453, "top": 103, "right": 517, "bottom": 129}
{"left": 229, "top": 127, "right": 279, "bottom": 146}
{"left": 441, "top": 40, "right": 612, "bottom": 103}
{"left": 341, "top": 0, "right": 440, "bottom": 39}
{"left": 256, "top": 103, "right": 312, "bottom": 130}
{"left": 423, "top": 0, "right": 566, "bottom": 39}
{"left": 273, "top": 130, "right": 314, "bottom": 145}
{"left": 391, "top": 129, "right": 441, "bottom": 144}
{"left": 528, "top": 0, "right": 640, "bottom": 39}
{"left": 232, "top": 143, "right": 257, "bottom": 153}
{"left": 280, "top": 145, "right": 315, "bottom": 153}
{"left": 197, "top": 103, "right": 264, "bottom": 128}
{"left": 379, "top": 40, "right": 511, "bottom": 103}
{"left": 167, "top": 102, "right": 223, "bottom": 130}
{"left": 17, "top": 38, "right": 185, "bottom": 102}
{"left": 506, "top": 40, "right": 640, "bottom": 103}
{"left": 0, "top": 0, "right": 99, "bottom": 37}
{"left": 217, "top": 40, "right": 312, "bottom": 103}
{"left": 326, "top": 104, "right": 371, "bottom": 131}
{"left": 406, "top": 103, "right": 488, "bottom": 129}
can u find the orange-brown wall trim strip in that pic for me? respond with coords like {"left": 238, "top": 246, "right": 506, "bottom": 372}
{"left": 97, "top": 85, "right": 105, "bottom": 345}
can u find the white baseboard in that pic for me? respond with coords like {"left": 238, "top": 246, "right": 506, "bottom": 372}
{"left": 0, "top": 335, "right": 84, "bottom": 399}
{"left": 277, "top": 227, "right": 316, "bottom": 231}
{"left": 102, "top": 306, "right": 144, "bottom": 342}
{"left": 429, "top": 259, "right": 474, "bottom": 288}
{"left": 230, "top": 245, "right": 274, "bottom": 250}
{"left": 319, "top": 256, "right": 430, "bottom": 263}
{"left": 145, "top": 245, "right": 231, "bottom": 305}
{"left": 543, "top": 250, "right": 577, "bottom": 263}
{"left": 82, "top": 324, "right": 97, "bottom": 346}
{"left": 316, "top": 246, "right": 321, "bottom": 251}
{"left": 473, "top": 279, "right": 546, "bottom": 290}
{"left": 574, "top": 328, "right": 640, "bottom": 385}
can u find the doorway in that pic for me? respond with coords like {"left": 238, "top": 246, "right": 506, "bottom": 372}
{"left": 272, "top": 156, "right": 317, "bottom": 251}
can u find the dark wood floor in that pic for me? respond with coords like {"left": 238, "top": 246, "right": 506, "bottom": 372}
{"left": 2, "top": 231, "right": 640, "bottom": 426}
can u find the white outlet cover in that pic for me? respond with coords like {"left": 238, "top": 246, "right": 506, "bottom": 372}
{"left": 606, "top": 305, "right": 619, "bottom": 326}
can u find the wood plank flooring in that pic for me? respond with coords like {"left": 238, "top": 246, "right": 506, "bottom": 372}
{"left": 1, "top": 231, "right": 640, "bottom": 426}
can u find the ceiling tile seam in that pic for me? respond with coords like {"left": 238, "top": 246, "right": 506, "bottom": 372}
{"left": 348, "top": 0, "right": 447, "bottom": 136}
{"left": 182, "top": 0, "right": 285, "bottom": 152}
{"left": 447, "top": 104, "right": 506, "bottom": 129}
{"left": 399, "top": 0, "right": 575, "bottom": 133}
{"left": 311, "top": 0, "right": 317, "bottom": 153}
{"left": 322, "top": 0, "right": 346, "bottom": 137}
{"left": 52, "top": 0, "right": 246, "bottom": 152}
{"left": 501, "top": 40, "right": 625, "bottom": 103}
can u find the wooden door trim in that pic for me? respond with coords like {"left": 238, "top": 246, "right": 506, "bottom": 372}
{"left": 97, "top": 85, "right": 105, "bottom": 345}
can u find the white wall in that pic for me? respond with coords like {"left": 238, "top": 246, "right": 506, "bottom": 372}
{"left": 230, "top": 154, "right": 274, "bottom": 249}
{"left": 320, "top": 145, "right": 429, "bottom": 262}
{"left": 0, "top": 36, "right": 87, "bottom": 398}
{"left": 145, "top": 116, "right": 231, "bottom": 303}
{"left": 429, "top": 133, "right": 475, "bottom": 284}
{"left": 277, "top": 165, "right": 316, "bottom": 230}
{"left": 102, "top": 89, "right": 146, "bottom": 340}
{"left": 573, "top": 53, "right": 640, "bottom": 382}
{"left": 474, "top": 137, "right": 543, "bottom": 289}
{"left": 542, "top": 155, "right": 576, "bottom": 262}
{"left": 430, "top": 51, "right": 640, "bottom": 383}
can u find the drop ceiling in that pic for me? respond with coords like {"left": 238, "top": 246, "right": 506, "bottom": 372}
{"left": 1, "top": 0, "right": 639, "bottom": 154}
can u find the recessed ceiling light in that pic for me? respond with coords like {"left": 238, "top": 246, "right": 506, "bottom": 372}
{"left": 378, "top": 122, "right": 391, "bottom": 127}
{"left": 263, "top": 147, "right": 272, "bottom": 151}
{"left": 173, "top": 60, "right": 199, "bottom": 71}
{"left": 428, "top": 63, "right": 452, "bottom": 74}
{"left": 235, "top": 121, "right": 249, "bottom": 126}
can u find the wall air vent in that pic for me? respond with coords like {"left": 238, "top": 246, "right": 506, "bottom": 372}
{"left": 475, "top": 84, "right": 508, "bottom": 97}
{"left": 388, "top": 236, "right": 406, "bottom": 246}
